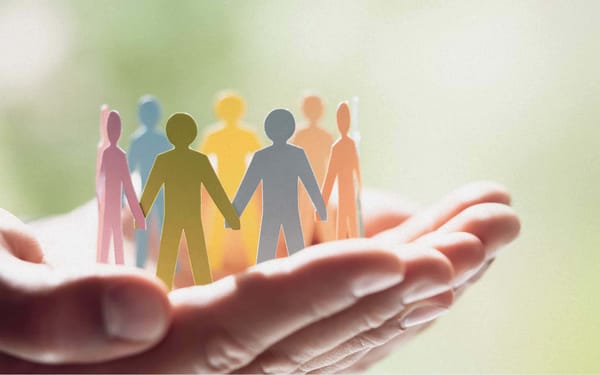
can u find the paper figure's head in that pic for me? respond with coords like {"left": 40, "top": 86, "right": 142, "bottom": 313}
{"left": 100, "top": 104, "right": 110, "bottom": 141}
{"left": 265, "top": 109, "right": 295, "bottom": 144}
{"left": 138, "top": 95, "right": 161, "bottom": 129}
{"left": 336, "top": 101, "right": 351, "bottom": 136}
{"left": 166, "top": 113, "right": 197, "bottom": 148}
{"left": 107, "top": 111, "right": 122, "bottom": 145}
{"left": 215, "top": 92, "right": 245, "bottom": 123}
{"left": 301, "top": 94, "right": 324, "bottom": 122}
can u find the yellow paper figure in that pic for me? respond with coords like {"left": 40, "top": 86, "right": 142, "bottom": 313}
{"left": 140, "top": 113, "right": 240, "bottom": 288}
{"left": 199, "top": 92, "right": 262, "bottom": 270}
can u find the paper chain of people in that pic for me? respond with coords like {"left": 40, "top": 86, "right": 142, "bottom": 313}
{"left": 96, "top": 93, "right": 362, "bottom": 289}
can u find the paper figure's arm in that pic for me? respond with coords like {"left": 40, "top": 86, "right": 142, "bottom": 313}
{"left": 201, "top": 158, "right": 240, "bottom": 230}
{"left": 321, "top": 147, "right": 338, "bottom": 207}
{"left": 121, "top": 154, "right": 146, "bottom": 230}
{"left": 232, "top": 154, "right": 261, "bottom": 217}
{"left": 299, "top": 151, "right": 327, "bottom": 221}
{"left": 140, "top": 157, "right": 164, "bottom": 218}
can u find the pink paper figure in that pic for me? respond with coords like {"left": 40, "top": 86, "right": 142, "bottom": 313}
{"left": 96, "top": 104, "right": 110, "bottom": 262}
{"left": 97, "top": 111, "right": 146, "bottom": 264}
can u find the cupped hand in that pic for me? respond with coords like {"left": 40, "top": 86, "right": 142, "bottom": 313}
{"left": 0, "top": 181, "right": 519, "bottom": 373}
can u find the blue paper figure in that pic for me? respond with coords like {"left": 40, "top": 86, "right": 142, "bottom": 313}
{"left": 128, "top": 95, "right": 171, "bottom": 267}
{"left": 230, "top": 109, "right": 327, "bottom": 263}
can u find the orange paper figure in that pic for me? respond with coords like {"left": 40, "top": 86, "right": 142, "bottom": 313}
{"left": 291, "top": 94, "right": 335, "bottom": 244}
{"left": 98, "top": 111, "right": 146, "bottom": 264}
{"left": 141, "top": 113, "right": 240, "bottom": 288}
{"left": 96, "top": 104, "right": 110, "bottom": 262}
{"left": 321, "top": 102, "right": 362, "bottom": 240}
{"left": 199, "top": 92, "right": 261, "bottom": 269}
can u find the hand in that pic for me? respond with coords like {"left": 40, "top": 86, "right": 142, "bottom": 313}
{"left": 315, "top": 207, "right": 327, "bottom": 222}
{"left": 134, "top": 218, "right": 146, "bottom": 231}
{"left": 0, "top": 181, "right": 519, "bottom": 372}
{"left": 225, "top": 216, "right": 241, "bottom": 230}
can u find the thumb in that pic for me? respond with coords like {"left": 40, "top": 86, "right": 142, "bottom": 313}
{"left": 0, "top": 209, "right": 171, "bottom": 365}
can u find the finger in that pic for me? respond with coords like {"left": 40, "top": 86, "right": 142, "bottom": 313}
{"left": 0, "top": 209, "right": 44, "bottom": 263}
{"left": 415, "top": 232, "right": 485, "bottom": 287}
{"left": 0, "top": 251, "right": 170, "bottom": 365}
{"left": 375, "top": 181, "right": 511, "bottom": 244}
{"left": 342, "top": 203, "right": 520, "bottom": 373}
{"left": 344, "top": 203, "right": 520, "bottom": 373}
{"left": 360, "top": 189, "right": 419, "bottom": 238}
{"left": 238, "top": 245, "right": 453, "bottom": 373}
{"left": 306, "top": 291, "right": 454, "bottom": 374}
{"left": 311, "top": 350, "right": 369, "bottom": 374}
{"left": 436, "top": 203, "right": 521, "bottom": 260}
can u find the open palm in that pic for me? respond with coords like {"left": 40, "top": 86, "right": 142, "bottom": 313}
{"left": 0, "top": 181, "right": 519, "bottom": 373}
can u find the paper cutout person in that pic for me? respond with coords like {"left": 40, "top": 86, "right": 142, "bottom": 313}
{"left": 96, "top": 104, "right": 110, "bottom": 262}
{"left": 321, "top": 101, "right": 362, "bottom": 240}
{"left": 231, "top": 109, "right": 327, "bottom": 263}
{"left": 199, "top": 92, "right": 262, "bottom": 269}
{"left": 349, "top": 96, "right": 365, "bottom": 237}
{"left": 291, "top": 94, "right": 335, "bottom": 244}
{"left": 140, "top": 113, "right": 240, "bottom": 288}
{"left": 98, "top": 111, "right": 147, "bottom": 264}
{"left": 128, "top": 95, "right": 171, "bottom": 268}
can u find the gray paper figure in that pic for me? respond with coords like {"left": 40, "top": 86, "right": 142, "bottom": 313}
{"left": 230, "top": 109, "right": 327, "bottom": 263}
{"left": 128, "top": 95, "right": 171, "bottom": 268}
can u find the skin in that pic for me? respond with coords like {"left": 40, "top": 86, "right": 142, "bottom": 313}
{"left": 0, "top": 181, "right": 519, "bottom": 372}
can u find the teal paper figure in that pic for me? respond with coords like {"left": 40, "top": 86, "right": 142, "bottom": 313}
{"left": 128, "top": 95, "right": 171, "bottom": 268}
{"left": 230, "top": 109, "right": 327, "bottom": 263}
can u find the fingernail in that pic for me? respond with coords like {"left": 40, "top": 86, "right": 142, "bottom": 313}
{"left": 353, "top": 272, "right": 404, "bottom": 298}
{"left": 400, "top": 304, "right": 448, "bottom": 329}
{"left": 102, "top": 283, "right": 169, "bottom": 342}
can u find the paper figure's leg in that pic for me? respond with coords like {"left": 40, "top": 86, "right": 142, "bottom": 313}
{"left": 282, "top": 213, "right": 305, "bottom": 256}
{"left": 347, "top": 212, "right": 359, "bottom": 238}
{"left": 257, "top": 220, "right": 280, "bottom": 263}
{"left": 153, "top": 200, "right": 178, "bottom": 273}
{"left": 207, "top": 211, "right": 225, "bottom": 270}
{"left": 336, "top": 212, "right": 345, "bottom": 240}
{"left": 98, "top": 213, "right": 111, "bottom": 263}
{"left": 96, "top": 203, "right": 104, "bottom": 263}
{"left": 184, "top": 222, "right": 212, "bottom": 285}
{"left": 96, "top": 201, "right": 104, "bottom": 263}
{"left": 298, "top": 191, "right": 315, "bottom": 248}
{"left": 156, "top": 193, "right": 165, "bottom": 238}
{"left": 156, "top": 223, "right": 181, "bottom": 289}
{"left": 135, "top": 228, "right": 148, "bottom": 268}
{"left": 241, "top": 198, "right": 260, "bottom": 266}
{"left": 113, "top": 220, "right": 125, "bottom": 265}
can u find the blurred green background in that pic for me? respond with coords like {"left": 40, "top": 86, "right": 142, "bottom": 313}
{"left": 0, "top": 0, "right": 598, "bottom": 372}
